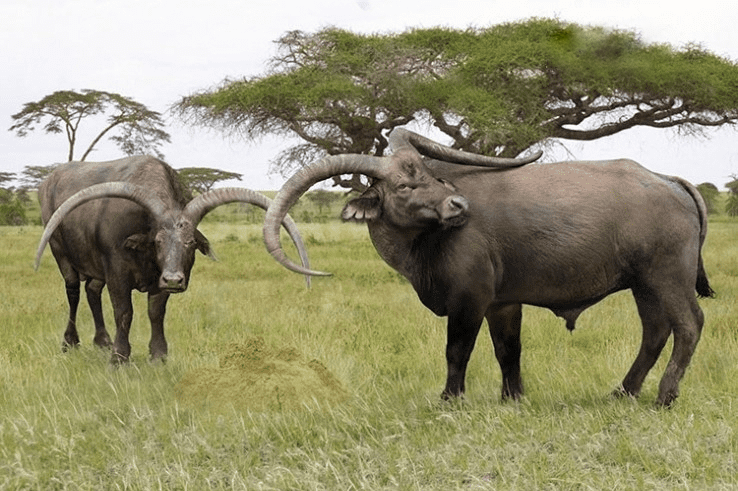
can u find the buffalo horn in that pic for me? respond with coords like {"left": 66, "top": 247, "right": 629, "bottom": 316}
{"left": 263, "top": 154, "right": 387, "bottom": 277}
{"left": 35, "top": 182, "right": 169, "bottom": 270}
{"left": 389, "top": 128, "right": 542, "bottom": 167}
{"left": 184, "top": 187, "right": 314, "bottom": 287}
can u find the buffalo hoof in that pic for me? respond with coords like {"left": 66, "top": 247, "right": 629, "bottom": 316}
{"left": 501, "top": 391, "right": 523, "bottom": 402}
{"left": 148, "top": 342, "right": 168, "bottom": 363}
{"left": 62, "top": 332, "right": 80, "bottom": 351}
{"left": 149, "top": 353, "right": 167, "bottom": 364}
{"left": 501, "top": 381, "right": 524, "bottom": 401}
{"left": 94, "top": 333, "right": 112, "bottom": 349}
{"left": 611, "top": 387, "right": 638, "bottom": 401}
{"left": 109, "top": 352, "right": 130, "bottom": 365}
{"left": 440, "top": 390, "right": 464, "bottom": 402}
{"left": 61, "top": 340, "right": 79, "bottom": 353}
{"left": 656, "top": 391, "right": 678, "bottom": 408}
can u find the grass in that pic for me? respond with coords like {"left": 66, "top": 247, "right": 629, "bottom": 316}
{"left": 1, "top": 216, "right": 737, "bottom": 490}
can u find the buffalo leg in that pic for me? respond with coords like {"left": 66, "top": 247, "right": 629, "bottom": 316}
{"left": 656, "top": 294, "right": 704, "bottom": 406}
{"left": 442, "top": 308, "right": 485, "bottom": 398}
{"left": 486, "top": 304, "right": 524, "bottom": 400}
{"left": 147, "top": 292, "right": 170, "bottom": 361}
{"left": 85, "top": 279, "right": 112, "bottom": 349}
{"left": 618, "top": 288, "right": 672, "bottom": 399}
{"left": 107, "top": 284, "right": 134, "bottom": 364}
{"left": 62, "top": 280, "right": 81, "bottom": 350}
{"left": 55, "top": 255, "right": 82, "bottom": 350}
{"left": 622, "top": 285, "right": 703, "bottom": 406}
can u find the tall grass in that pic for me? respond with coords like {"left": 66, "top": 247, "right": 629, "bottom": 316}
{"left": 1, "top": 218, "right": 736, "bottom": 490}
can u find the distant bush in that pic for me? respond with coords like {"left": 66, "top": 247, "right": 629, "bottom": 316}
{"left": 697, "top": 183, "right": 720, "bottom": 214}
{"left": 726, "top": 193, "right": 738, "bottom": 217}
{"left": 0, "top": 189, "right": 28, "bottom": 225}
{"left": 725, "top": 177, "right": 738, "bottom": 217}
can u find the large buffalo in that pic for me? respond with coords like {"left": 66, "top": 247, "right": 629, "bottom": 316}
{"left": 37, "top": 156, "right": 310, "bottom": 363}
{"left": 263, "top": 128, "right": 713, "bottom": 406}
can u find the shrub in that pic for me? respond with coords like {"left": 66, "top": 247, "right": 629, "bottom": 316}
{"left": 0, "top": 194, "right": 28, "bottom": 225}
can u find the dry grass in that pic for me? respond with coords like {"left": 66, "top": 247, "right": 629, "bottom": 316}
{"left": 0, "top": 218, "right": 736, "bottom": 490}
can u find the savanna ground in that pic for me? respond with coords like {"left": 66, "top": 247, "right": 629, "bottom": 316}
{"left": 1, "top": 196, "right": 737, "bottom": 490}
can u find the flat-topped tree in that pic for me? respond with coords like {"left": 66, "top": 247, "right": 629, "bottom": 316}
{"left": 10, "top": 89, "right": 171, "bottom": 162}
{"left": 175, "top": 19, "right": 738, "bottom": 191}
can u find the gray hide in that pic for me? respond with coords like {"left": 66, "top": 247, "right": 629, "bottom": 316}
{"left": 263, "top": 129, "right": 713, "bottom": 407}
{"left": 38, "top": 156, "right": 310, "bottom": 363}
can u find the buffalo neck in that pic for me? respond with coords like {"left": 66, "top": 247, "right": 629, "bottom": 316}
{"left": 366, "top": 220, "right": 457, "bottom": 316}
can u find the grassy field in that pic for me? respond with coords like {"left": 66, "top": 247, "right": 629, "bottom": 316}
{"left": 1, "top": 210, "right": 737, "bottom": 490}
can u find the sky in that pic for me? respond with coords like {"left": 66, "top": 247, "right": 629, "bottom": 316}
{"left": 1, "top": 0, "right": 737, "bottom": 190}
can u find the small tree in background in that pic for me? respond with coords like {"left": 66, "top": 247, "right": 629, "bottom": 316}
{"left": 177, "top": 167, "right": 243, "bottom": 194}
{"left": 726, "top": 176, "right": 738, "bottom": 217}
{"left": 0, "top": 172, "right": 15, "bottom": 189}
{"left": 9, "top": 89, "right": 171, "bottom": 162}
{"left": 0, "top": 172, "right": 27, "bottom": 225}
{"left": 306, "top": 189, "right": 343, "bottom": 215}
{"left": 20, "top": 164, "right": 58, "bottom": 190}
{"left": 696, "top": 182, "right": 720, "bottom": 214}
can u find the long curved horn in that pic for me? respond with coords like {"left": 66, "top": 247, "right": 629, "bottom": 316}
{"left": 183, "top": 187, "right": 313, "bottom": 287}
{"left": 35, "top": 182, "right": 169, "bottom": 270}
{"left": 389, "top": 128, "right": 542, "bottom": 167}
{"left": 264, "top": 154, "right": 388, "bottom": 277}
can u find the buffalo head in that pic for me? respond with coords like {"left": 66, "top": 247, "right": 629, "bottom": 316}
{"left": 36, "top": 183, "right": 313, "bottom": 291}
{"left": 263, "top": 128, "right": 541, "bottom": 276}
{"left": 341, "top": 147, "right": 471, "bottom": 231}
{"left": 123, "top": 213, "right": 213, "bottom": 293}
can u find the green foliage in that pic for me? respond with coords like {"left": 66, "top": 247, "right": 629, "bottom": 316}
{"left": 19, "top": 164, "right": 57, "bottom": 190}
{"left": 0, "top": 175, "right": 29, "bottom": 225}
{"left": 725, "top": 178, "right": 738, "bottom": 217}
{"left": 0, "top": 190, "right": 27, "bottom": 225}
{"left": 726, "top": 193, "right": 738, "bottom": 217}
{"left": 697, "top": 182, "right": 720, "bottom": 214}
{"left": 0, "top": 171, "right": 15, "bottom": 187}
{"left": 1, "top": 220, "right": 737, "bottom": 489}
{"left": 176, "top": 19, "right": 738, "bottom": 190}
{"left": 177, "top": 167, "right": 243, "bottom": 194}
{"left": 305, "top": 189, "right": 344, "bottom": 215}
{"left": 9, "top": 89, "right": 171, "bottom": 161}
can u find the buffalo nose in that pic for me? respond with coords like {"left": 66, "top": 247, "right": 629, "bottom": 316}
{"left": 447, "top": 196, "right": 469, "bottom": 214}
{"left": 160, "top": 272, "right": 186, "bottom": 291}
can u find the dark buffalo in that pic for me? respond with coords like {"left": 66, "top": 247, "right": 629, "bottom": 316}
{"left": 263, "top": 128, "right": 713, "bottom": 406}
{"left": 37, "top": 155, "right": 310, "bottom": 363}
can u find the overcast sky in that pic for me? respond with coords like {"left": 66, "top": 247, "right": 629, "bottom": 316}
{"left": 2, "top": 0, "right": 737, "bottom": 189}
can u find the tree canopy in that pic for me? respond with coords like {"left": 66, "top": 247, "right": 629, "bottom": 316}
{"left": 18, "top": 165, "right": 57, "bottom": 190}
{"left": 696, "top": 182, "right": 720, "bottom": 214}
{"left": 10, "top": 89, "right": 171, "bottom": 162}
{"left": 175, "top": 18, "right": 738, "bottom": 190}
{"left": 0, "top": 172, "right": 15, "bottom": 189}
{"left": 177, "top": 167, "right": 243, "bottom": 194}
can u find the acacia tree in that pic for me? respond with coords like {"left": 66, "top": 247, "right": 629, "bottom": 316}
{"left": 696, "top": 182, "right": 720, "bottom": 214}
{"left": 175, "top": 19, "right": 738, "bottom": 190}
{"left": 177, "top": 167, "right": 243, "bottom": 194}
{"left": 10, "top": 89, "right": 171, "bottom": 162}
{"left": 19, "top": 165, "right": 57, "bottom": 190}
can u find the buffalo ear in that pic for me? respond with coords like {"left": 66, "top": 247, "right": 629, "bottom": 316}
{"left": 195, "top": 229, "right": 217, "bottom": 260}
{"left": 342, "top": 187, "right": 382, "bottom": 222}
{"left": 124, "top": 233, "right": 150, "bottom": 252}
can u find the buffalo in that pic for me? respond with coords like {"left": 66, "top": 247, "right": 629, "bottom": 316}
{"left": 263, "top": 128, "right": 713, "bottom": 406}
{"left": 36, "top": 156, "right": 310, "bottom": 363}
